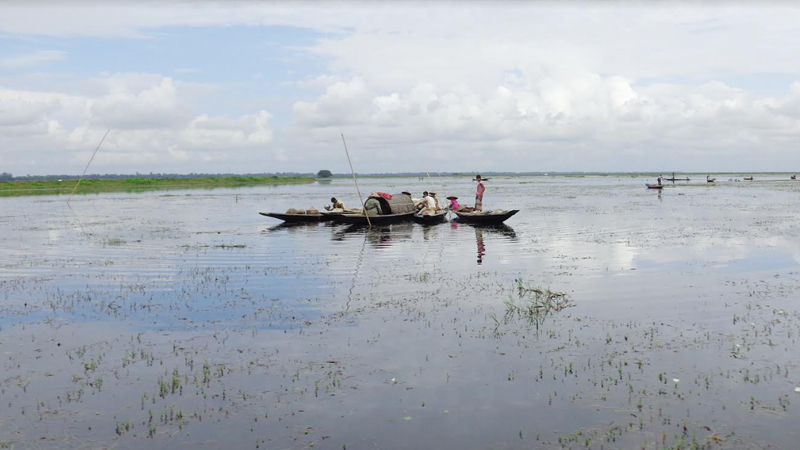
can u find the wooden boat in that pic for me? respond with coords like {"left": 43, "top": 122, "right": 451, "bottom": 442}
{"left": 744, "top": 177, "right": 754, "bottom": 181}
{"left": 329, "top": 193, "right": 417, "bottom": 225}
{"left": 454, "top": 210, "right": 519, "bottom": 224}
{"left": 706, "top": 178, "right": 716, "bottom": 183}
{"left": 645, "top": 184, "right": 664, "bottom": 189}
{"left": 413, "top": 210, "right": 448, "bottom": 224}
{"left": 259, "top": 212, "right": 323, "bottom": 223}
{"left": 792, "top": 175, "right": 797, "bottom": 180}
{"left": 665, "top": 177, "right": 690, "bottom": 181}
{"left": 334, "top": 212, "right": 416, "bottom": 225}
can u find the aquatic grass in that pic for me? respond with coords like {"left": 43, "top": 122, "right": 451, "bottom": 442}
{"left": 504, "top": 279, "right": 573, "bottom": 329}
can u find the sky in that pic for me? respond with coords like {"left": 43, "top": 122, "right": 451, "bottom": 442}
{"left": 2, "top": 1, "right": 800, "bottom": 175}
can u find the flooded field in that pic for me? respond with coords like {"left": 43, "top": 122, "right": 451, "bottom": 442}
{"left": 1, "top": 175, "right": 799, "bottom": 449}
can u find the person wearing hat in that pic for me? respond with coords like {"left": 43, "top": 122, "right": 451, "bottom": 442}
{"left": 446, "top": 196, "right": 459, "bottom": 211}
{"left": 429, "top": 192, "right": 442, "bottom": 210}
{"left": 416, "top": 191, "right": 436, "bottom": 216}
{"left": 364, "top": 194, "right": 383, "bottom": 216}
{"left": 475, "top": 175, "right": 485, "bottom": 211}
{"left": 325, "top": 197, "right": 345, "bottom": 211}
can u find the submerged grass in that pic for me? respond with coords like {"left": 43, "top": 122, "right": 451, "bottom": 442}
{"left": 0, "top": 176, "right": 315, "bottom": 197}
{"left": 504, "top": 279, "right": 573, "bottom": 328}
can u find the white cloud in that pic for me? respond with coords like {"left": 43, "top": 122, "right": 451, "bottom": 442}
{"left": 0, "top": 50, "right": 66, "bottom": 68}
{"left": 3, "top": 3, "right": 800, "bottom": 173}
{"left": 89, "top": 76, "right": 192, "bottom": 129}
{"left": 0, "top": 73, "right": 277, "bottom": 174}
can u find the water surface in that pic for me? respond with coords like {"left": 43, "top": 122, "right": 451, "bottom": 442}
{"left": 1, "top": 176, "right": 799, "bottom": 449}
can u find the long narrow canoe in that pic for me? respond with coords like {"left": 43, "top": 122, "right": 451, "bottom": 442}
{"left": 645, "top": 184, "right": 664, "bottom": 189}
{"left": 412, "top": 210, "right": 448, "bottom": 225}
{"left": 259, "top": 212, "right": 323, "bottom": 223}
{"left": 454, "top": 210, "right": 519, "bottom": 224}
{"left": 665, "top": 177, "right": 690, "bottom": 181}
{"left": 330, "top": 212, "right": 416, "bottom": 225}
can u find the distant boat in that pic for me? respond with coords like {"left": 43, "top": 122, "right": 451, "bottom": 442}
{"left": 792, "top": 175, "right": 797, "bottom": 180}
{"left": 744, "top": 177, "right": 754, "bottom": 181}
{"left": 665, "top": 177, "right": 690, "bottom": 181}
{"left": 645, "top": 184, "right": 664, "bottom": 189}
{"left": 706, "top": 177, "right": 716, "bottom": 183}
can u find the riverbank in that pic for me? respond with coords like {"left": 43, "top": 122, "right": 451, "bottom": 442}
{"left": 0, "top": 176, "right": 315, "bottom": 197}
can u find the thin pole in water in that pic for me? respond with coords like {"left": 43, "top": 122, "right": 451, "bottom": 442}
{"left": 341, "top": 134, "right": 371, "bottom": 227}
{"left": 68, "top": 128, "right": 110, "bottom": 204}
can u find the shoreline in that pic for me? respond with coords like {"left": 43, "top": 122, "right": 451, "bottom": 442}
{"left": 0, "top": 176, "right": 315, "bottom": 198}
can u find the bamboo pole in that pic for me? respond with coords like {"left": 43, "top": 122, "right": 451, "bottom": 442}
{"left": 341, "top": 134, "right": 371, "bottom": 227}
{"left": 68, "top": 129, "right": 110, "bottom": 204}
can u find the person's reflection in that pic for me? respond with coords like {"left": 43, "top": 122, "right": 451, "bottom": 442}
{"left": 658, "top": 190, "right": 662, "bottom": 202}
{"left": 423, "top": 224, "right": 433, "bottom": 241}
{"left": 475, "top": 227, "right": 485, "bottom": 265}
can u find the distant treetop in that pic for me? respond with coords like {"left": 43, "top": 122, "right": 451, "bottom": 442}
{"left": 317, "top": 170, "right": 333, "bottom": 178}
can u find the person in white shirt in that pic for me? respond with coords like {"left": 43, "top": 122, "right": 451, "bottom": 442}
{"left": 416, "top": 191, "right": 437, "bottom": 216}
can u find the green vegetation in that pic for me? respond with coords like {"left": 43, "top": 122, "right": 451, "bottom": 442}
{"left": 0, "top": 176, "right": 315, "bottom": 197}
{"left": 316, "top": 169, "right": 333, "bottom": 178}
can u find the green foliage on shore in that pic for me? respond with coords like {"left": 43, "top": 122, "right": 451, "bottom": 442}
{"left": 0, "top": 176, "right": 314, "bottom": 198}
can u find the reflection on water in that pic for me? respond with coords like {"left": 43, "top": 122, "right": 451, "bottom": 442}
{"left": 475, "top": 227, "right": 485, "bottom": 264}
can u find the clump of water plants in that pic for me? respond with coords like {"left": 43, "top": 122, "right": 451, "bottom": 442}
{"left": 504, "top": 279, "right": 573, "bottom": 329}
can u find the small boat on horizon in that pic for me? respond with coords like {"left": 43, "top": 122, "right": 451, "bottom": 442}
{"left": 645, "top": 184, "right": 664, "bottom": 189}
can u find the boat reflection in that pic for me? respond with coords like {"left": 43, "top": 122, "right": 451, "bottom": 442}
{"left": 331, "top": 222, "right": 414, "bottom": 248}
{"left": 265, "top": 222, "right": 320, "bottom": 233}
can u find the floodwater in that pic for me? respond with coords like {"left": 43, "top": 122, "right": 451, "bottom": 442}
{"left": 1, "top": 175, "right": 799, "bottom": 450}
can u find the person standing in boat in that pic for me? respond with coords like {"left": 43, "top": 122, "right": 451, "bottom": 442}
{"left": 417, "top": 191, "right": 437, "bottom": 216}
{"left": 475, "top": 175, "right": 485, "bottom": 211}
{"left": 364, "top": 194, "right": 383, "bottom": 216}
{"left": 657, "top": 175, "right": 662, "bottom": 185}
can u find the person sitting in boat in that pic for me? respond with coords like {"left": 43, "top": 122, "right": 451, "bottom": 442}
{"left": 446, "top": 196, "right": 459, "bottom": 211}
{"left": 416, "top": 191, "right": 437, "bottom": 216}
{"left": 324, "top": 197, "right": 345, "bottom": 211}
{"left": 364, "top": 194, "right": 383, "bottom": 216}
{"left": 429, "top": 192, "right": 442, "bottom": 210}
